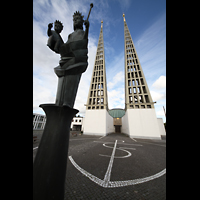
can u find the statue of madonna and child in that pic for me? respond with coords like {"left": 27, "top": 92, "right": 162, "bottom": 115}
{"left": 47, "top": 5, "right": 93, "bottom": 109}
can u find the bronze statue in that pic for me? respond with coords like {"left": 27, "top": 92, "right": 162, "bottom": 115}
{"left": 47, "top": 4, "right": 93, "bottom": 108}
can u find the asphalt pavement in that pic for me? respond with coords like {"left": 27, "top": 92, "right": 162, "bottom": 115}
{"left": 33, "top": 132, "right": 166, "bottom": 200}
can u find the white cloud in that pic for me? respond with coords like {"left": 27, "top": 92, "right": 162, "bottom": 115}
{"left": 152, "top": 75, "right": 166, "bottom": 90}
{"left": 108, "top": 88, "right": 125, "bottom": 109}
{"left": 150, "top": 75, "right": 166, "bottom": 102}
{"left": 107, "top": 71, "right": 124, "bottom": 90}
{"left": 150, "top": 90, "right": 165, "bottom": 102}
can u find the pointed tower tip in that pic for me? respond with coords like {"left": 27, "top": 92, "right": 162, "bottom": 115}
{"left": 101, "top": 20, "right": 103, "bottom": 28}
{"left": 123, "top": 13, "right": 125, "bottom": 21}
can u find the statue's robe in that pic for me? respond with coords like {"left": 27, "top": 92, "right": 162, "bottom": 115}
{"left": 54, "top": 29, "right": 88, "bottom": 108}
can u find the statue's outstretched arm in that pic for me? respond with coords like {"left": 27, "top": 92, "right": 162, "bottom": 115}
{"left": 83, "top": 20, "right": 89, "bottom": 39}
{"left": 47, "top": 23, "right": 53, "bottom": 37}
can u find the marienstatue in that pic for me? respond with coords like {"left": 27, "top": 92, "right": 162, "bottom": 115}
{"left": 47, "top": 5, "right": 93, "bottom": 108}
{"left": 33, "top": 4, "right": 93, "bottom": 200}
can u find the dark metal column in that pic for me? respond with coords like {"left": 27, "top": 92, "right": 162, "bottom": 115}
{"left": 33, "top": 104, "right": 78, "bottom": 200}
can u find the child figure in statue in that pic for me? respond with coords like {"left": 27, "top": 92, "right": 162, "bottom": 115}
{"left": 47, "top": 20, "right": 64, "bottom": 53}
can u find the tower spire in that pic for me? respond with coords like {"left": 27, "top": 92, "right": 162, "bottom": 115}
{"left": 123, "top": 16, "right": 154, "bottom": 109}
{"left": 123, "top": 13, "right": 125, "bottom": 21}
{"left": 85, "top": 21, "right": 108, "bottom": 110}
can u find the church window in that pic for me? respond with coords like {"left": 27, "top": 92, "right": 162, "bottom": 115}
{"left": 89, "top": 98, "right": 92, "bottom": 105}
{"left": 128, "top": 80, "right": 131, "bottom": 86}
{"left": 136, "top": 79, "right": 140, "bottom": 85}
{"left": 134, "top": 96, "right": 138, "bottom": 103}
{"left": 144, "top": 95, "right": 150, "bottom": 103}
{"left": 129, "top": 96, "right": 133, "bottom": 103}
{"left": 133, "top": 87, "right": 136, "bottom": 94}
{"left": 131, "top": 72, "right": 134, "bottom": 78}
{"left": 139, "top": 95, "right": 143, "bottom": 103}
{"left": 137, "top": 87, "right": 141, "bottom": 94}
{"left": 129, "top": 88, "right": 132, "bottom": 94}
{"left": 142, "top": 86, "right": 147, "bottom": 93}
{"left": 132, "top": 80, "right": 135, "bottom": 86}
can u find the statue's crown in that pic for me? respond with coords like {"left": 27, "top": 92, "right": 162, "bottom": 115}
{"left": 73, "top": 11, "right": 84, "bottom": 20}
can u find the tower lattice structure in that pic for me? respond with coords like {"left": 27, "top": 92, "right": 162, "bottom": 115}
{"left": 123, "top": 14, "right": 154, "bottom": 110}
{"left": 86, "top": 21, "right": 108, "bottom": 110}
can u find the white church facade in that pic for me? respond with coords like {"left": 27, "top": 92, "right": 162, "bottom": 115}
{"left": 83, "top": 15, "right": 166, "bottom": 139}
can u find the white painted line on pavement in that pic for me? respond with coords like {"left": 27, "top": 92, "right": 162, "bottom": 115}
{"left": 99, "top": 136, "right": 106, "bottom": 139}
{"left": 103, "top": 140, "right": 117, "bottom": 186}
{"left": 33, "top": 146, "right": 38, "bottom": 150}
{"left": 131, "top": 138, "right": 137, "bottom": 142}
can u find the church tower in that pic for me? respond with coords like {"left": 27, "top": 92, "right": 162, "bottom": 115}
{"left": 83, "top": 21, "right": 114, "bottom": 136}
{"left": 121, "top": 14, "right": 161, "bottom": 139}
{"left": 85, "top": 20, "right": 108, "bottom": 110}
{"left": 123, "top": 14, "right": 154, "bottom": 109}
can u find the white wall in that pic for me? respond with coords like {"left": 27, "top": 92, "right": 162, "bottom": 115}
{"left": 106, "top": 111, "right": 115, "bottom": 134}
{"left": 157, "top": 118, "right": 166, "bottom": 136}
{"left": 84, "top": 110, "right": 106, "bottom": 136}
{"left": 121, "top": 111, "right": 129, "bottom": 135}
{"left": 122, "top": 109, "right": 161, "bottom": 140}
{"left": 83, "top": 109, "right": 114, "bottom": 136}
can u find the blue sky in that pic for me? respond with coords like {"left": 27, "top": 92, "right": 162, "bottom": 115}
{"left": 33, "top": 0, "right": 166, "bottom": 122}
